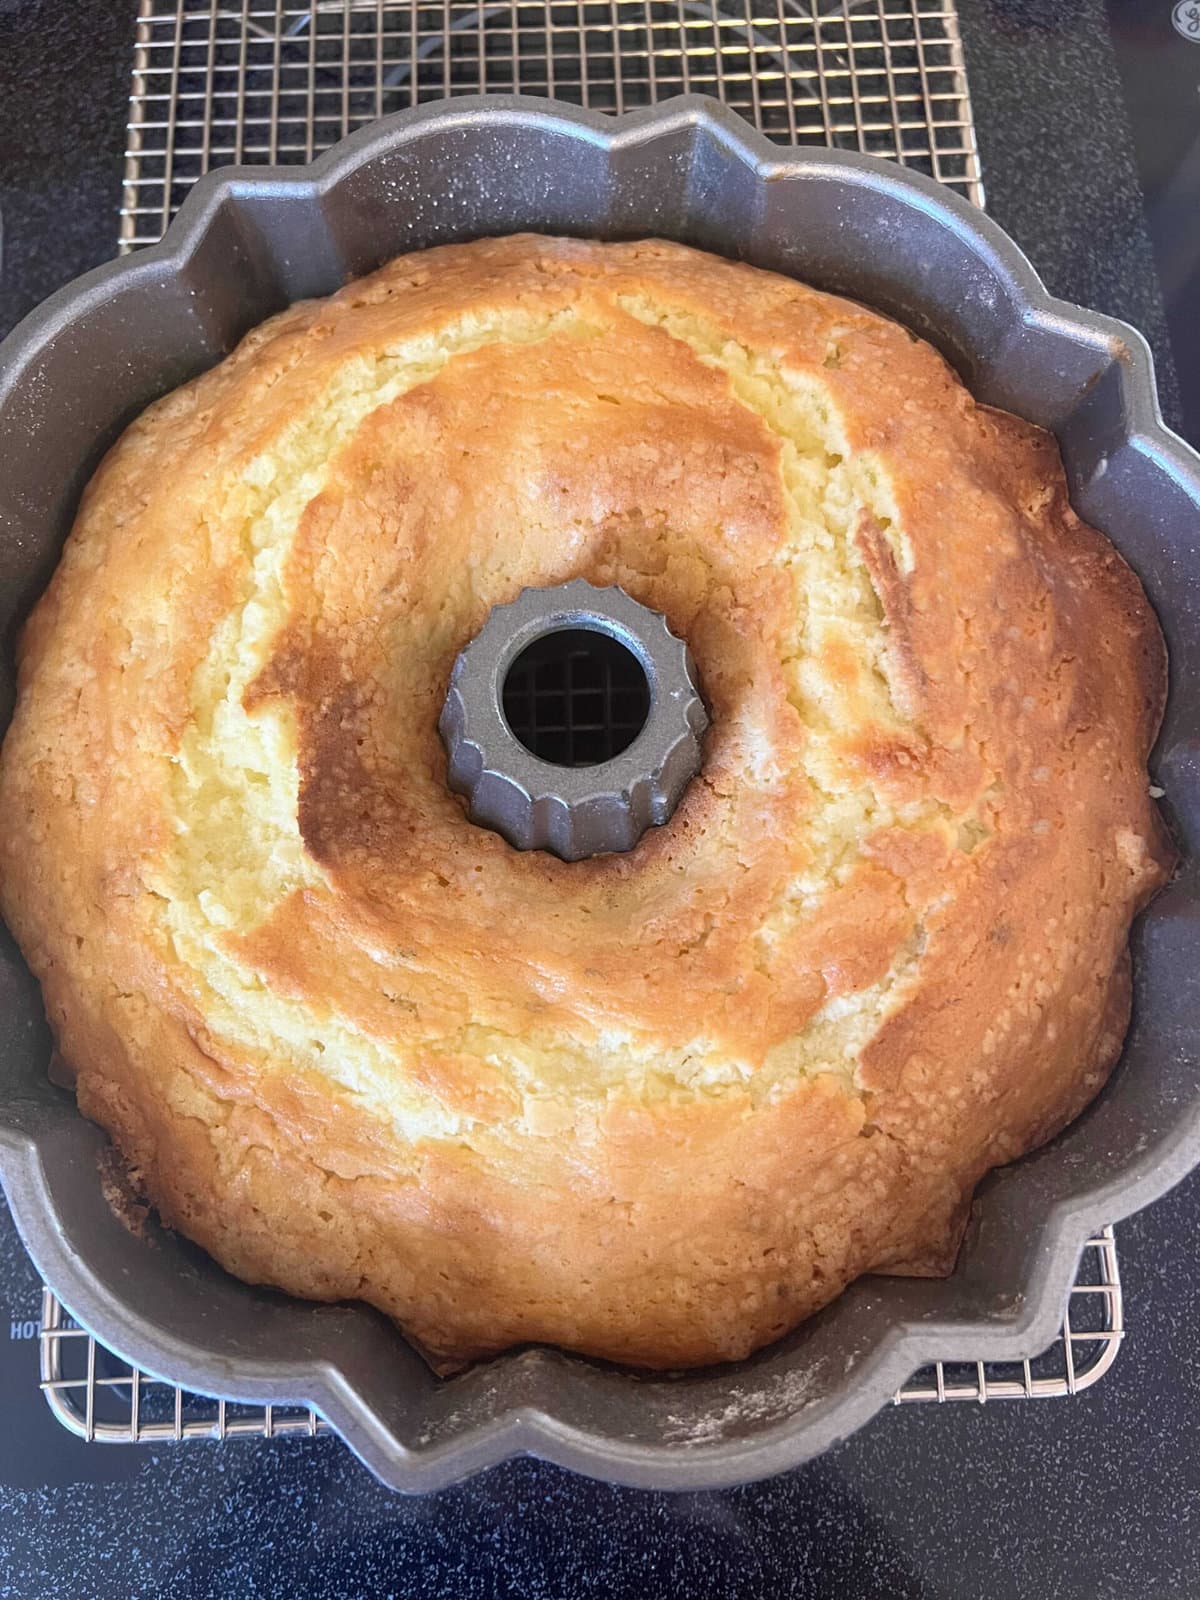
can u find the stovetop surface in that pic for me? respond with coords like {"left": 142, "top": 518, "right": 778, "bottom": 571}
{"left": 0, "top": 1, "right": 1198, "bottom": 1595}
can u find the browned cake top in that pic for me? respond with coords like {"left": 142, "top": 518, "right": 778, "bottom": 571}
{"left": 0, "top": 236, "right": 1170, "bottom": 1368}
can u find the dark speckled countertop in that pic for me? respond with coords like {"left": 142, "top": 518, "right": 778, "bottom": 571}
{"left": 2, "top": 2, "right": 1199, "bottom": 1595}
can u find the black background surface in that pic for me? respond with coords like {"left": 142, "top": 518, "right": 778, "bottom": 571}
{"left": 1, "top": 1, "right": 1198, "bottom": 1594}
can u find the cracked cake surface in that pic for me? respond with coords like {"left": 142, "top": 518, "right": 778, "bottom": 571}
{"left": 0, "top": 235, "right": 1171, "bottom": 1369}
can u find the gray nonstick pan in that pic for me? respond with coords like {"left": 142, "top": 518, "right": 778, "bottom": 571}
{"left": 0, "top": 96, "right": 1196, "bottom": 1492}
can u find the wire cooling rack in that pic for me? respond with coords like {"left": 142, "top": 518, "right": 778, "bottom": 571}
{"left": 40, "top": 1233, "right": 1124, "bottom": 1444}
{"left": 118, "top": 0, "right": 983, "bottom": 253}
{"left": 36, "top": 0, "right": 1121, "bottom": 1447}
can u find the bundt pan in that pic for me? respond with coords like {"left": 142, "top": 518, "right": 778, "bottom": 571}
{"left": 0, "top": 97, "right": 1198, "bottom": 1493}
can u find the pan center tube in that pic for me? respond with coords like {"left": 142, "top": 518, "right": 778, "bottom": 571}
{"left": 438, "top": 579, "right": 708, "bottom": 861}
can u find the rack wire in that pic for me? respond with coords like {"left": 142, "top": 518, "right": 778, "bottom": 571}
{"left": 503, "top": 628, "right": 653, "bottom": 766}
{"left": 36, "top": 0, "right": 1122, "bottom": 1449}
{"left": 118, "top": 0, "right": 983, "bottom": 252}
{"left": 39, "top": 1232, "right": 1123, "bottom": 1444}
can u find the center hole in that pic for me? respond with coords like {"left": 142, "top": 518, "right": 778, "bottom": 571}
{"left": 502, "top": 627, "right": 651, "bottom": 768}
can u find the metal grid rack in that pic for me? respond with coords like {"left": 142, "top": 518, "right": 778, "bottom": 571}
{"left": 40, "top": 1233, "right": 1124, "bottom": 1444}
{"left": 36, "top": 0, "right": 1120, "bottom": 1448}
{"left": 119, "top": 0, "right": 983, "bottom": 253}
{"left": 503, "top": 629, "right": 653, "bottom": 766}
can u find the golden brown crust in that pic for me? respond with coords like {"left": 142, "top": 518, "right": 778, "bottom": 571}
{"left": 0, "top": 236, "right": 1173, "bottom": 1370}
